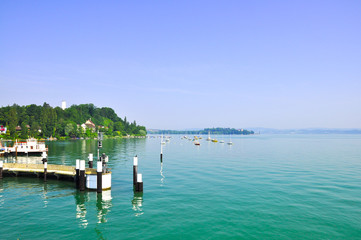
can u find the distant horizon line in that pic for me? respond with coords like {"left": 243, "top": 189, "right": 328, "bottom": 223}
{"left": 148, "top": 127, "right": 361, "bottom": 131}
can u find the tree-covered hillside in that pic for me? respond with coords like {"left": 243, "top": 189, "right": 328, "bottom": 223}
{"left": 0, "top": 103, "right": 146, "bottom": 139}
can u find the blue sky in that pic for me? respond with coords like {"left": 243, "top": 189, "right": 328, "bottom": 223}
{"left": 1, "top": 1, "right": 360, "bottom": 129}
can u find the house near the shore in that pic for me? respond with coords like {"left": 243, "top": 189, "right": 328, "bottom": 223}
{"left": 15, "top": 125, "right": 31, "bottom": 132}
{"left": 81, "top": 119, "right": 96, "bottom": 132}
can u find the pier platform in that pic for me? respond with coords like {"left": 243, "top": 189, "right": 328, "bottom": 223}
{"left": 2, "top": 163, "right": 96, "bottom": 180}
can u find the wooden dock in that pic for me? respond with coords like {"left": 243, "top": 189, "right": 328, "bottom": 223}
{"left": 2, "top": 162, "right": 96, "bottom": 180}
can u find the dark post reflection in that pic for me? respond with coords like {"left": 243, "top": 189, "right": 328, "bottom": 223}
{"left": 132, "top": 192, "right": 143, "bottom": 216}
{"left": 74, "top": 190, "right": 112, "bottom": 228}
{"left": 75, "top": 192, "right": 89, "bottom": 228}
{"left": 96, "top": 190, "right": 112, "bottom": 223}
{"left": 42, "top": 182, "right": 48, "bottom": 208}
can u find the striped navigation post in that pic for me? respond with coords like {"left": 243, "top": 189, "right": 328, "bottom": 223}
{"left": 97, "top": 160, "right": 102, "bottom": 194}
{"left": 79, "top": 160, "right": 86, "bottom": 191}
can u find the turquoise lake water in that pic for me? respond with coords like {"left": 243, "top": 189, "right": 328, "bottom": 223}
{"left": 1, "top": 134, "right": 361, "bottom": 239}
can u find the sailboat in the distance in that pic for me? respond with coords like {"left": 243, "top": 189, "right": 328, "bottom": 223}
{"left": 206, "top": 131, "right": 212, "bottom": 141}
{"left": 227, "top": 134, "right": 233, "bottom": 145}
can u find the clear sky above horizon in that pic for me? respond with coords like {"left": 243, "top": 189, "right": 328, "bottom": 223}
{"left": 1, "top": 1, "right": 360, "bottom": 130}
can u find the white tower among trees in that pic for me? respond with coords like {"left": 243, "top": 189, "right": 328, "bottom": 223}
{"left": 61, "top": 100, "right": 66, "bottom": 110}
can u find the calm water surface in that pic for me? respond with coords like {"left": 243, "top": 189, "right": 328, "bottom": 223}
{"left": 1, "top": 134, "right": 361, "bottom": 239}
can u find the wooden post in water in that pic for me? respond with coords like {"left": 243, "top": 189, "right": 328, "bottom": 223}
{"left": 160, "top": 143, "right": 163, "bottom": 163}
{"left": 133, "top": 155, "right": 138, "bottom": 187}
{"left": 79, "top": 160, "right": 85, "bottom": 191}
{"left": 41, "top": 152, "right": 48, "bottom": 182}
{"left": 97, "top": 161, "right": 102, "bottom": 194}
{"left": 0, "top": 160, "right": 3, "bottom": 179}
{"left": 75, "top": 159, "right": 80, "bottom": 189}
{"left": 44, "top": 161, "right": 47, "bottom": 182}
{"left": 135, "top": 173, "right": 143, "bottom": 192}
{"left": 88, "top": 153, "right": 93, "bottom": 168}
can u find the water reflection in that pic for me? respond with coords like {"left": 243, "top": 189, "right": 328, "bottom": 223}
{"left": 0, "top": 181, "right": 3, "bottom": 207}
{"left": 74, "top": 191, "right": 112, "bottom": 228}
{"left": 132, "top": 192, "right": 143, "bottom": 216}
{"left": 96, "top": 191, "right": 112, "bottom": 223}
{"left": 75, "top": 192, "right": 89, "bottom": 228}
{"left": 2, "top": 156, "right": 44, "bottom": 164}
{"left": 160, "top": 163, "right": 165, "bottom": 186}
{"left": 42, "top": 183, "right": 48, "bottom": 208}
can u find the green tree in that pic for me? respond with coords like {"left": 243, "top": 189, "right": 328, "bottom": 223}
{"left": 65, "top": 123, "right": 74, "bottom": 136}
{"left": 20, "top": 121, "right": 29, "bottom": 139}
{"left": 8, "top": 108, "right": 18, "bottom": 138}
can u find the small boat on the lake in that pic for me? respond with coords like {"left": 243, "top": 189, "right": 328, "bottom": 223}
{"left": 211, "top": 139, "right": 218, "bottom": 143}
{"left": 227, "top": 134, "right": 233, "bottom": 145}
{"left": 206, "top": 131, "right": 212, "bottom": 141}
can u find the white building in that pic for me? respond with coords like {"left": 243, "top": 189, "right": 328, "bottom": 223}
{"left": 61, "top": 100, "right": 66, "bottom": 110}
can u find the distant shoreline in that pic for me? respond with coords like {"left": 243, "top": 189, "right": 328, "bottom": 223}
{"left": 148, "top": 128, "right": 361, "bottom": 135}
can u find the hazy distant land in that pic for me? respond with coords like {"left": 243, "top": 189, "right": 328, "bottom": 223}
{"left": 149, "top": 128, "right": 361, "bottom": 135}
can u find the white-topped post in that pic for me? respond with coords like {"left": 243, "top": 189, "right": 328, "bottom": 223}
{"left": 133, "top": 155, "right": 138, "bottom": 186}
{"left": 136, "top": 173, "right": 143, "bottom": 192}
{"left": 160, "top": 141, "right": 163, "bottom": 163}
{"left": 88, "top": 153, "right": 93, "bottom": 168}
{"left": 79, "top": 160, "right": 86, "bottom": 191}
{"left": 75, "top": 159, "right": 80, "bottom": 189}
{"left": 97, "top": 161, "right": 102, "bottom": 193}
{"left": 44, "top": 161, "right": 47, "bottom": 182}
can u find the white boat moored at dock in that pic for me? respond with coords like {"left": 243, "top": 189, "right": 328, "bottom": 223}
{"left": 6, "top": 138, "right": 48, "bottom": 156}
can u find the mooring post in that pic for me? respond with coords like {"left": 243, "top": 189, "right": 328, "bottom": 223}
{"left": 160, "top": 144, "right": 163, "bottom": 163}
{"left": 79, "top": 160, "right": 85, "bottom": 191}
{"left": 42, "top": 152, "right": 47, "bottom": 161}
{"left": 97, "top": 161, "right": 102, "bottom": 194}
{"left": 75, "top": 159, "right": 80, "bottom": 189}
{"left": 0, "top": 160, "right": 3, "bottom": 179}
{"left": 136, "top": 173, "right": 143, "bottom": 192}
{"left": 44, "top": 160, "right": 47, "bottom": 182}
{"left": 88, "top": 153, "right": 93, "bottom": 168}
{"left": 133, "top": 155, "right": 138, "bottom": 187}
